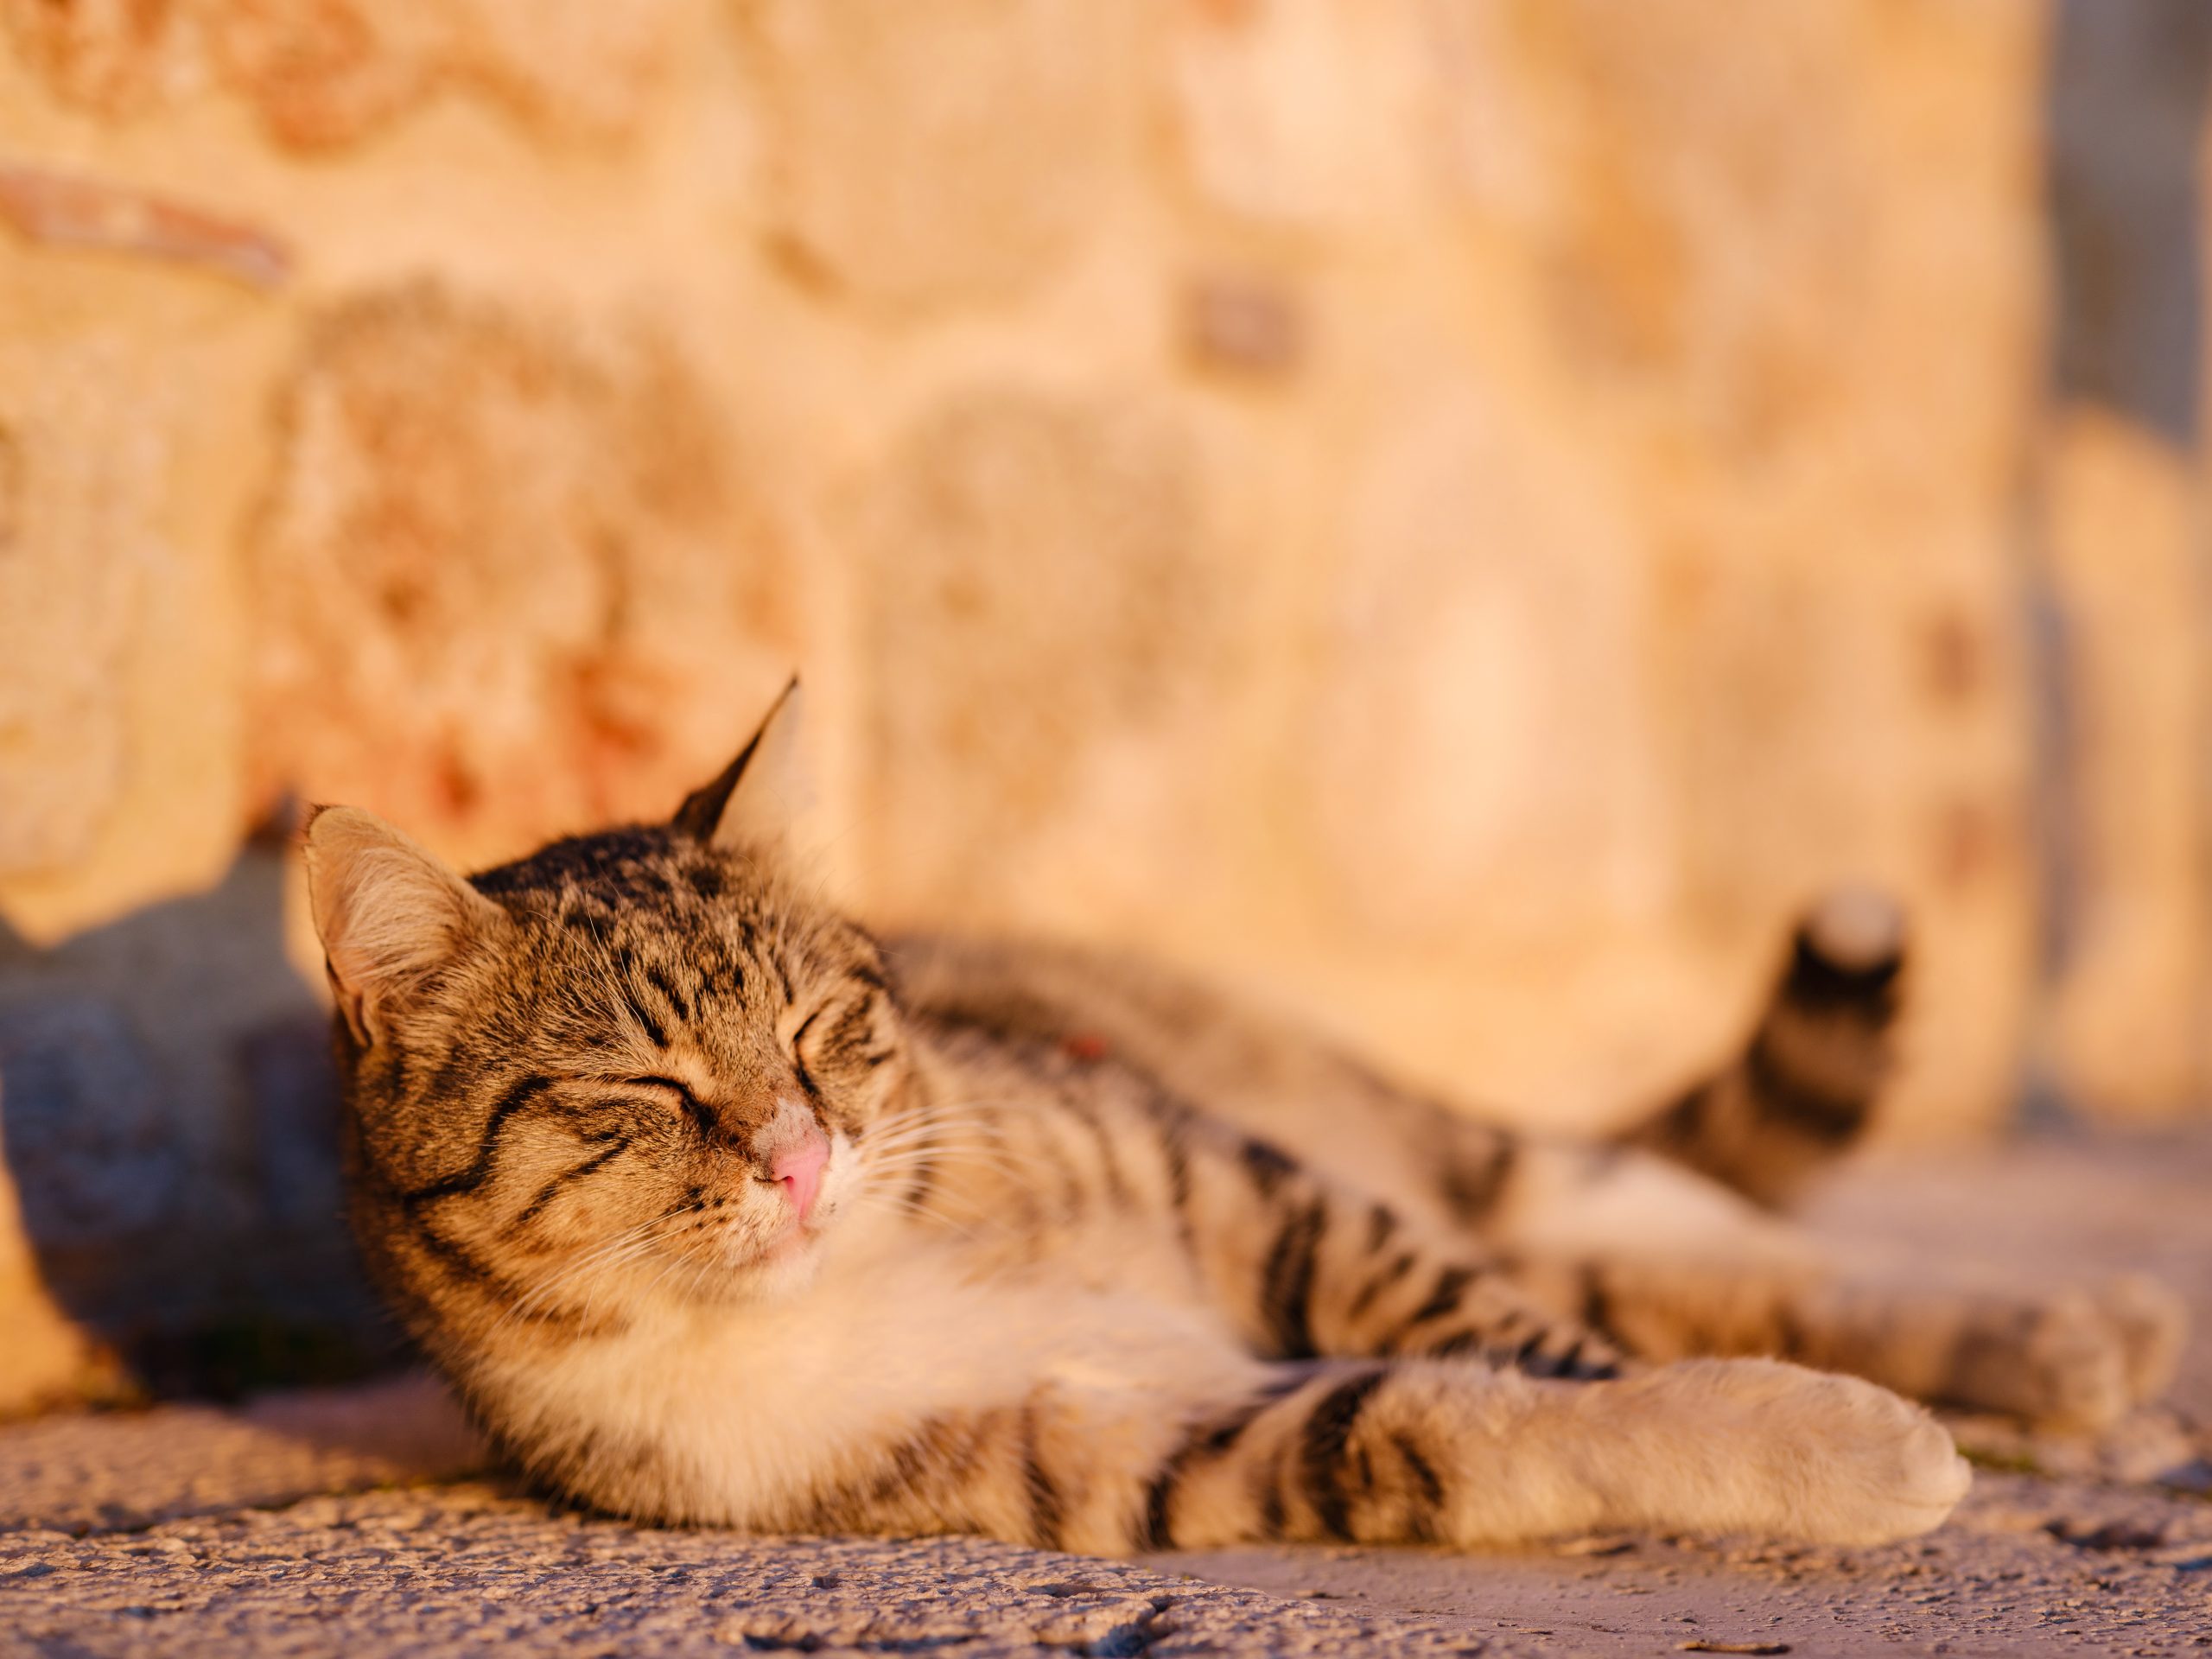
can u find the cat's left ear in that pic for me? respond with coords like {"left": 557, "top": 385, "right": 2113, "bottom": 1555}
{"left": 672, "top": 677, "right": 815, "bottom": 854}
{"left": 302, "top": 805, "right": 506, "bottom": 1047}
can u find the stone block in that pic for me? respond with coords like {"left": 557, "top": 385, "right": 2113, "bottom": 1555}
{"left": 1419, "top": 0, "right": 2047, "bottom": 1137}
{"left": 1311, "top": 383, "right": 1661, "bottom": 949}
{"left": 741, "top": 0, "right": 1113, "bottom": 310}
{"left": 0, "top": 230, "right": 276, "bottom": 946}
{"left": 0, "top": 343, "right": 158, "bottom": 878}
{"left": 0, "top": 996, "right": 181, "bottom": 1249}
{"left": 1439, "top": 0, "right": 1873, "bottom": 423}
{"left": 0, "top": 843, "right": 385, "bottom": 1404}
{"left": 247, "top": 283, "right": 798, "bottom": 869}
{"left": 842, "top": 386, "right": 1221, "bottom": 923}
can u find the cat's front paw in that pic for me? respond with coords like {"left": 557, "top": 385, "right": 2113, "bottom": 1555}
{"left": 1628, "top": 1359, "right": 1970, "bottom": 1546}
{"left": 1768, "top": 1366, "right": 1974, "bottom": 1545}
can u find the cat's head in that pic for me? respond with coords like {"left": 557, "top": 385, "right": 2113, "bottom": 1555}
{"left": 303, "top": 682, "right": 909, "bottom": 1338}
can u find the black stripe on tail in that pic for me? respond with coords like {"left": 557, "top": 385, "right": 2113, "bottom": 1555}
{"left": 1622, "top": 888, "right": 1904, "bottom": 1210}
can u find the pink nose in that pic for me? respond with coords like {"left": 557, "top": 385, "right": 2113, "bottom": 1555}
{"left": 771, "top": 1132, "right": 829, "bottom": 1222}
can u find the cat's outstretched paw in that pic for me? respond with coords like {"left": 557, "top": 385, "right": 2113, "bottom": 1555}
{"left": 1621, "top": 1359, "right": 1970, "bottom": 1546}
{"left": 1936, "top": 1280, "right": 2183, "bottom": 1433}
{"left": 1944, "top": 1288, "right": 2133, "bottom": 1432}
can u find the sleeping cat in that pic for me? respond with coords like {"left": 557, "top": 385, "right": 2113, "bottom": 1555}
{"left": 302, "top": 683, "right": 2182, "bottom": 1554}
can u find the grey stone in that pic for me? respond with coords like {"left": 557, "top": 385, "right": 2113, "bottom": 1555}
{"left": 0, "top": 995, "right": 181, "bottom": 1246}
{"left": 238, "top": 1014, "right": 345, "bottom": 1233}
{"left": 0, "top": 849, "right": 385, "bottom": 1387}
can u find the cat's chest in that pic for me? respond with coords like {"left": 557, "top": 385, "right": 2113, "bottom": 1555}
{"left": 473, "top": 1243, "right": 1243, "bottom": 1525}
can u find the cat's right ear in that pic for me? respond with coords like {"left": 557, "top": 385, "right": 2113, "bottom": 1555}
{"left": 302, "top": 805, "right": 504, "bottom": 1047}
{"left": 671, "top": 677, "right": 814, "bottom": 854}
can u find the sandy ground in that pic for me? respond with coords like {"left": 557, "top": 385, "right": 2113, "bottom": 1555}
{"left": 3, "top": 1127, "right": 2209, "bottom": 1657}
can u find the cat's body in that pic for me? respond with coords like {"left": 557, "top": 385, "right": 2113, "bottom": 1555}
{"left": 304, "top": 686, "right": 2183, "bottom": 1557}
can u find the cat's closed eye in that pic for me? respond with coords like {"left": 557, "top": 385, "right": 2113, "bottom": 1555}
{"left": 793, "top": 990, "right": 883, "bottom": 1090}
{"left": 622, "top": 1074, "right": 721, "bottom": 1138}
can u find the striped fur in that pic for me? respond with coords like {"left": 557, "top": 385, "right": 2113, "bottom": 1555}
{"left": 1623, "top": 888, "right": 1905, "bottom": 1208}
{"left": 301, "top": 692, "right": 2181, "bottom": 1554}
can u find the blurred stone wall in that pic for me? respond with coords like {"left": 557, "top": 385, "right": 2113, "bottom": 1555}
{"left": 2037, "top": 0, "right": 2212, "bottom": 1123}
{"left": 0, "top": 0, "right": 2203, "bottom": 1411}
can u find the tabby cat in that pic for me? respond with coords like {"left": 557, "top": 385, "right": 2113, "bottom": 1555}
{"left": 302, "top": 683, "right": 2182, "bottom": 1555}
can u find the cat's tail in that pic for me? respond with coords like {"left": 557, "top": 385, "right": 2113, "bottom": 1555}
{"left": 1621, "top": 888, "right": 1905, "bottom": 1210}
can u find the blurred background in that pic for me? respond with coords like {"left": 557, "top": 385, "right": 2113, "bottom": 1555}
{"left": 0, "top": 0, "right": 2208, "bottom": 1412}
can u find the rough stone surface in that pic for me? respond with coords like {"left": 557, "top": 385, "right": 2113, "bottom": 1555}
{"left": 0, "top": 1489, "right": 1506, "bottom": 1658}
{"left": 2, "top": 1130, "right": 2209, "bottom": 1656}
{"left": 5, "top": 1473, "right": 2209, "bottom": 1658}
{"left": 0, "top": 1374, "right": 485, "bottom": 1535}
{"left": 1154, "top": 1476, "right": 2212, "bottom": 1657}
{"left": 5, "top": 1465, "right": 2206, "bottom": 1659}
{"left": 741, "top": 0, "right": 1114, "bottom": 310}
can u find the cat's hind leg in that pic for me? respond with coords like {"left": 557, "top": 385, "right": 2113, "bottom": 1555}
{"left": 1495, "top": 1146, "right": 2184, "bottom": 1430}
{"left": 1548, "top": 1255, "right": 2185, "bottom": 1433}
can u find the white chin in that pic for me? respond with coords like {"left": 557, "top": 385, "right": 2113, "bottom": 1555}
{"left": 740, "top": 1232, "right": 823, "bottom": 1298}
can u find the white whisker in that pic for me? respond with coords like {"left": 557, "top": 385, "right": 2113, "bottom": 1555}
{"left": 492, "top": 1208, "right": 699, "bottom": 1332}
